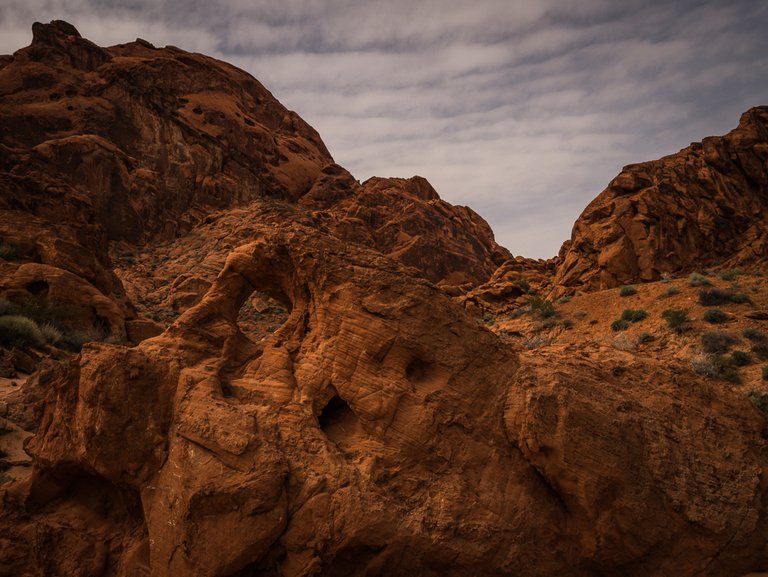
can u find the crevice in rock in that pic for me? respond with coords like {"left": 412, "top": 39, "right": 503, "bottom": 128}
{"left": 25, "top": 280, "right": 49, "bottom": 296}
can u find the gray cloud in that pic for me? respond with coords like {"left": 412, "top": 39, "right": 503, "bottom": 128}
{"left": 2, "top": 0, "right": 767, "bottom": 258}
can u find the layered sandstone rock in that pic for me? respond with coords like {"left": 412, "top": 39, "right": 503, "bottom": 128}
{"left": 4, "top": 223, "right": 767, "bottom": 577}
{"left": 554, "top": 106, "right": 768, "bottom": 293}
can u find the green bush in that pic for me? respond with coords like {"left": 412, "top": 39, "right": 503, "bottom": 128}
{"left": 687, "top": 272, "right": 711, "bottom": 287}
{"left": 752, "top": 341, "right": 768, "bottom": 361}
{"left": 663, "top": 286, "right": 680, "bottom": 298}
{"left": 662, "top": 308, "right": 689, "bottom": 333}
{"left": 701, "top": 331, "right": 740, "bottom": 354}
{"left": 611, "top": 319, "right": 629, "bottom": 332}
{"left": 529, "top": 296, "right": 555, "bottom": 319}
{"left": 0, "top": 299, "right": 19, "bottom": 316}
{"left": 703, "top": 309, "right": 728, "bottom": 324}
{"left": 556, "top": 295, "right": 572, "bottom": 305}
{"left": 730, "top": 350, "right": 752, "bottom": 366}
{"left": 16, "top": 295, "right": 73, "bottom": 328}
{"left": 513, "top": 278, "right": 531, "bottom": 293}
{"left": 699, "top": 288, "right": 750, "bottom": 306}
{"left": 619, "top": 285, "right": 637, "bottom": 297}
{"left": 621, "top": 309, "right": 647, "bottom": 323}
{"left": 636, "top": 332, "right": 653, "bottom": 344}
{"left": 744, "top": 328, "right": 767, "bottom": 342}
{"left": 40, "top": 323, "right": 63, "bottom": 344}
{"left": 59, "top": 330, "right": 100, "bottom": 352}
{"left": 718, "top": 269, "right": 743, "bottom": 281}
{"left": 0, "top": 315, "right": 45, "bottom": 349}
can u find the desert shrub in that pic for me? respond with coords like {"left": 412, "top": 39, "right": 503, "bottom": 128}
{"left": 660, "top": 272, "right": 672, "bottom": 283}
{"left": 513, "top": 278, "right": 531, "bottom": 293}
{"left": 752, "top": 341, "right": 768, "bottom": 361}
{"left": 688, "top": 272, "right": 711, "bottom": 287}
{"left": 699, "top": 288, "right": 750, "bottom": 306}
{"left": 701, "top": 331, "right": 740, "bottom": 354}
{"left": 718, "top": 269, "right": 743, "bottom": 281}
{"left": 507, "top": 307, "right": 528, "bottom": 320}
{"left": 621, "top": 309, "right": 647, "bottom": 323}
{"left": 40, "top": 323, "right": 63, "bottom": 344}
{"left": 16, "top": 295, "right": 73, "bottom": 328}
{"left": 556, "top": 295, "right": 572, "bottom": 305}
{"left": 0, "top": 315, "right": 44, "bottom": 348}
{"left": 637, "top": 332, "right": 654, "bottom": 344}
{"left": 748, "top": 391, "right": 768, "bottom": 416}
{"left": 619, "top": 285, "right": 637, "bottom": 297}
{"left": 529, "top": 296, "right": 555, "bottom": 319}
{"left": 522, "top": 335, "right": 553, "bottom": 350}
{"left": 535, "top": 317, "right": 559, "bottom": 332}
{"left": 692, "top": 353, "right": 741, "bottom": 383}
{"left": 663, "top": 286, "right": 680, "bottom": 298}
{"left": 730, "top": 350, "right": 752, "bottom": 366}
{"left": 560, "top": 319, "right": 574, "bottom": 329}
{"left": 662, "top": 308, "right": 689, "bottom": 333}
{"left": 611, "top": 319, "right": 629, "bottom": 332}
{"left": 744, "top": 328, "right": 767, "bottom": 342}
{"left": 482, "top": 312, "right": 494, "bottom": 325}
{"left": 59, "top": 330, "right": 96, "bottom": 352}
{"left": 0, "top": 299, "right": 19, "bottom": 316}
{"left": 703, "top": 309, "right": 728, "bottom": 324}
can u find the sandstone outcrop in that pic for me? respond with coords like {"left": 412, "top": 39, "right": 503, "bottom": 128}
{"left": 2, "top": 20, "right": 768, "bottom": 577}
{"left": 4, "top": 222, "right": 767, "bottom": 577}
{"left": 555, "top": 106, "right": 768, "bottom": 293}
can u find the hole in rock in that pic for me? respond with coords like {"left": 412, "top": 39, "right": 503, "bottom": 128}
{"left": 25, "top": 280, "right": 49, "bottom": 296}
{"left": 319, "top": 395, "right": 351, "bottom": 430}
{"left": 405, "top": 357, "right": 431, "bottom": 382}
{"left": 318, "top": 394, "right": 363, "bottom": 447}
{"left": 236, "top": 291, "right": 290, "bottom": 341}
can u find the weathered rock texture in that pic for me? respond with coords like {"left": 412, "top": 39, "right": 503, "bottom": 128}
{"left": 555, "top": 106, "right": 768, "bottom": 292}
{"left": 5, "top": 223, "right": 768, "bottom": 577}
{"left": 2, "top": 20, "right": 768, "bottom": 577}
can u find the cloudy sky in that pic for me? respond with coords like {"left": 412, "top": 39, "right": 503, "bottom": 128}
{"left": 2, "top": 1, "right": 767, "bottom": 258}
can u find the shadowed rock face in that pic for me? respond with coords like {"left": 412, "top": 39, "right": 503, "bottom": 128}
{"left": 2, "top": 20, "right": 768, "bottom": 577}
{"left": 554, "top": 106, "right": 768, "bottom": 292}
{"left": 6, "top": 221, "right": 768, "bottom": 577}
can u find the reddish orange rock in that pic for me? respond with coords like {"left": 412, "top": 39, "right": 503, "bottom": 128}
{"left": 554, "top": 107, "right": 768, "bottom": 293}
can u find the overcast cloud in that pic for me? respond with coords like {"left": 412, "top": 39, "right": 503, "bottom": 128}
{"left": 2, "top": 0, "right": 767, "bottom": 258}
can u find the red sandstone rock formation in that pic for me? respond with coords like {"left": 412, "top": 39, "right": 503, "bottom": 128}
{"left": 554, "top": 106, "right": 768, "bottom": 293}
{"left": 2, "top": 20, "right": 768, "bottom": 577}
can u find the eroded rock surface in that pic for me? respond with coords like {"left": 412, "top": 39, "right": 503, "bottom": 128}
{"left": 555, "top": 106, "right": 768, "bottom": 292}
{"left": 3, "top": 223, "right": 767, "bottom": 577}
{"left": 2, "top": 20, "right": 768, "bottom": 577}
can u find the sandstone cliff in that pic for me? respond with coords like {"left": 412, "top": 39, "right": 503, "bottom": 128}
{"left": 554, "top": 106, "right": 768, "bottom": 292}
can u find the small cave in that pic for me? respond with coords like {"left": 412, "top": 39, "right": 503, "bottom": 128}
{"left": 317, "top": 394, "right": 362, "bottom": 447}
{"left": 25, "top": 280, "right": 49, "bottom": 297}
{"left": 318, "top": 395, "right": 352, "bottom": 431}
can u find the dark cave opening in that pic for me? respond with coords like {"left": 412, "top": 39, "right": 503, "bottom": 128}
{"left": 318, "top": 395, "right": 353, "bottom": 432}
